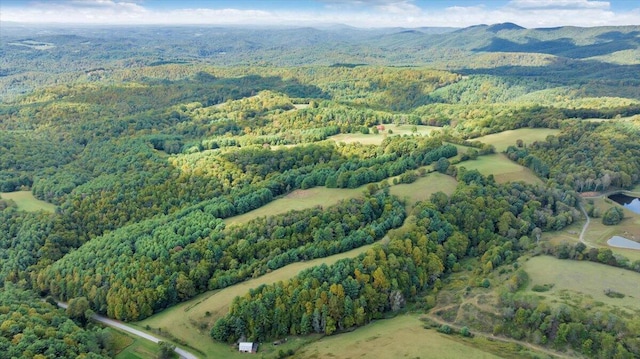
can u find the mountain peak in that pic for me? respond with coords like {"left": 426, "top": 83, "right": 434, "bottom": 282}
{"left": 487, "top": 23, "right": 525, "bottom": 32}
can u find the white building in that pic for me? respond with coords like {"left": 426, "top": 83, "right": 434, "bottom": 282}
{"left": 239, "top": 342, "right": 258, "bottom": 353}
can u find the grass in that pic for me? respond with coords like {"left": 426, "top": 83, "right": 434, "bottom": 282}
{"left": 114, "top": 332, "right": 165, "bottom": 359}
{"left": 522, "top": 256, "right": 640, "bottom": 312}
{"left": 579, "top": 197, "right": 640, "bottom": 261}
{"left": 137, "top": 244, "right": 378, "bottom": 358}
{"left": 295, "top": 314, "right": 502, "bottom": 359}
{"left": 458, "top": 154, "right": 542, "bottom": 185}
{"left": 328, "top": 124, "right": 440, "bottom": 146}
{"left": 225, "top": 186, "right": 365, "bottom": 226}
{"left": 0, "top": 191, "right": 56, "bottom": 213}
{"left": 390, "top": 172, "right": 458, "bottom": 206}
{"left": 473, "top": 128, "right": 560, "bottom": 152}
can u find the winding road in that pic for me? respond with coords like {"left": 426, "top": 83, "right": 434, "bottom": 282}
{"left": 57, "top": 302, "right": 198, "bottom": 359}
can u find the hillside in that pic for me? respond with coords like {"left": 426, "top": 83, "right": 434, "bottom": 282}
{"left": 1, "top": 23, "right": 640, "bottom": 359}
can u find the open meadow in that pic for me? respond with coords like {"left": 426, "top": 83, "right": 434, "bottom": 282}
{"left": 458, "top": 154, "right": 542, "bottom": 185}
{"left": 390, "top": 171, "right": 458, "bottom": 206}
{"left": 473, "top": 128, "right": 560, "bottom": 152}
{"left": 111, "top": 330, "right": 164, "bottom": 359}
{"left": 329, "top": 124, "right": 440, "bottom": 146}
{"left": 580, "top": 197, "right": 640, "bottom": 261}
{"left": 522, "top": 256, "right": 640, "bottom": 314}
{"left": 0, "top": 191, "right": 56, "bottom": 212}
{"left": 295, "top": 314, "right": 502, "bottom": 359}
{"left": 224, "top": 186, "right": 365, "bottom": 226}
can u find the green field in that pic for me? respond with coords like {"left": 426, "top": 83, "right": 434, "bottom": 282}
{"left": 138, "top": 244, "right": 379, "bottom": 358}
{"left": 115, "top": 339, "right": 165, "bottom": 359}
{"left": 390, "top": 171, "right": 458, "bottom": 205}
{"left": 295, "top": 314, "right": 501, "bottom": 359}
{"left": 225, "top": 186, "right": 365, "bottom": 226}
{"left": 474, "top": 128, "right": 560, "bottom": 152}
{"left": 579, "top": 197, "right": 640, "bottom": 261}
{"left": 111, "top": 329, "right": 167, "bottom": 359}
{"left": 459, "top": 154, "right": 542, "bottom": 185}
{"left": 0, "top": 191, "right": 56, "bottom": 213}
{"left": 523, "top": 256, "right": 640, "bottom": 313}
{"left": 329, "top": 124, "right": 440, "bottom": 146}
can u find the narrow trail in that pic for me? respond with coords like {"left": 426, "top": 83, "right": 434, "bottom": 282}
{"left": 578, "top": 203, "right": 594, "bottom": 248}
{"left": 424, "top": 313, "right": 574, "bottom": 359}
{"left": 57, "top": 302, "right": 198, "bottom": 359}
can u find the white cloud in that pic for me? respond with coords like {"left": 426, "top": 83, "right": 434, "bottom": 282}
{"left": 376, "top": 1, "right": 421, "bottom": 15}
{"left": 0, "top": 0, "right": 638, "bottom": 27}
{"left": 508, "top": 0, "right": 610, "bottom": 10}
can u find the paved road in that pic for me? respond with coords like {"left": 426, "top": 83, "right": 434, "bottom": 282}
{"left": 57, "top": 302, "right": 198, "bottom": 359}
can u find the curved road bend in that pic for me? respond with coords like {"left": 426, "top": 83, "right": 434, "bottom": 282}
{"left": 57, "top": 302, "right": 198, "bottom": 359}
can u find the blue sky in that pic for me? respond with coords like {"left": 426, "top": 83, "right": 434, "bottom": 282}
{"left": 1, "top": 1, "right": 639, "bottom": 27}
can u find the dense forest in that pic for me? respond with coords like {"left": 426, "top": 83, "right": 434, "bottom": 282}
{"left": 1, "top": 23, "right": 640, "bottom": 358}
{"left": 211, "top": 174, "right": 579, "bottom": 341}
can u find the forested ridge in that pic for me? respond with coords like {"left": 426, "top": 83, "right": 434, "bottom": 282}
{"left": 211, "top": 174, "right": 579, "bottom": 342}
{"left": 506, "top": 119, "right": 640, "bottom": 191}
{"left": 1, "top": 23, "right": 640, "bottom": 358}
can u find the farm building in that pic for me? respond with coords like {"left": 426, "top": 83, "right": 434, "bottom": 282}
{"left": 239, "top": 342, "right": 258, "bottom": 353}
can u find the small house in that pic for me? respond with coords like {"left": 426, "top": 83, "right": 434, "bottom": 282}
{"left": 239, "top": 342, "right": 258, "bottom": 353}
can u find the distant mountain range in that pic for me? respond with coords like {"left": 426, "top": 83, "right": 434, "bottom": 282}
{"left": 1, "top": 22, "right": 639, "bottom": 98}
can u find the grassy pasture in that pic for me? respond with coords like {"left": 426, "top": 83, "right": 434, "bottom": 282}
{"left": 0, "top": 191, "right": 56, "bottom": 212}
{"left": 295, "top": 314, "right": 501, "bottom": 359}
{"left": 522, "top": 256, "right": 640, "bottom": 313}
{"left": 328, "top": 124, "right": 440, "bottom": 146}
{"left": 473, "top": 128, "right": 560, "bottom": 152}
{"left": 390, "top": 171, "right": 458, "bottom": 206}
{"left": 458, "top": 154, "right": 542, "bottom": 185}
{"left": 581, "top": 197, "right": 640, "bottom": 261}
{"left": 224, "top": 186, "right": 365, "bottom": 226}
{"left": 113, "top": 331, "right": 163, "bottom": 359}
{"left": 138, "top": 244, "right": 378, "bottom": 358}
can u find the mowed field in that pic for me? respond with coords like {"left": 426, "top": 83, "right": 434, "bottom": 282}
{"left": 225, "top": 186, "right": 365, "bottom": 226}
{"left": 522, "top": 256, "right": 640, "bottom": 313}
{"left": 458, "top": 154, "right": 542, "bottom": 185}
{"left": 390, "top": 171, "right": 458, "bottom": 205}
{"left": 111, "top": 330, "right": 161, "bottom": 359}
{"left": 474, "top": 128, "right": 560, "bottom": 152}
{"left": 0, "top": 191, "right": 56, "bottom": 213}
{"left": 137, "top": 244, "right": 379, "bottom": 358}
{"left": 581, "top": 197, "right": 640, "bottom": 261}
{"left": 329, "top": 124, "right": 440, "bottom": 146}
{"left": 295, "top": 314, "right": 501, "bottom": 359}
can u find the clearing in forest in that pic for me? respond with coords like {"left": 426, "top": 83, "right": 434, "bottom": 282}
{"left": 390, "top": 172, "right": 458, "bottom": 205}
{"left": 522, "top": 256, "right": 640, "bottom": 312}
{"left": 0, "top": 191, "right": 56, "bottom": 213}
{"left": 329, "top": 124, "right": 440, "bottom": 146}
{"left": 473, "top": 128, "right": 560, "bottom": 152}
{"left": 459, "top": 154, "right": 542, "bottom": 185}
{"left": 295, "top": 314, "right": 501, "bottom": 359}
{"left": 224, "top": 186, "right": 365, "bottom": 226}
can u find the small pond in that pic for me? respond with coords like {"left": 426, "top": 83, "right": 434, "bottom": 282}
{"left": 607, "top": 193, "right": 640, "bottom": 214}
{"left": 608, "top": 236, "right": 640, "bottom": 250}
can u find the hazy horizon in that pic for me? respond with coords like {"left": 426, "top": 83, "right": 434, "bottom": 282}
{"left": 1, "top": 0, "right": 639, "bottom": 28}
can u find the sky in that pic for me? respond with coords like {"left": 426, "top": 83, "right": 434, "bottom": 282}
{"left": 1, "top": 0, "right": 639, "bottom": 28}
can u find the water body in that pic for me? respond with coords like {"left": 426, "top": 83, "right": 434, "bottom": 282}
{"left": 608, "top": 193, "right": 640, "bottom": 214}
{"left": 608, "top": 236, "right": 640, "bottom": 250}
